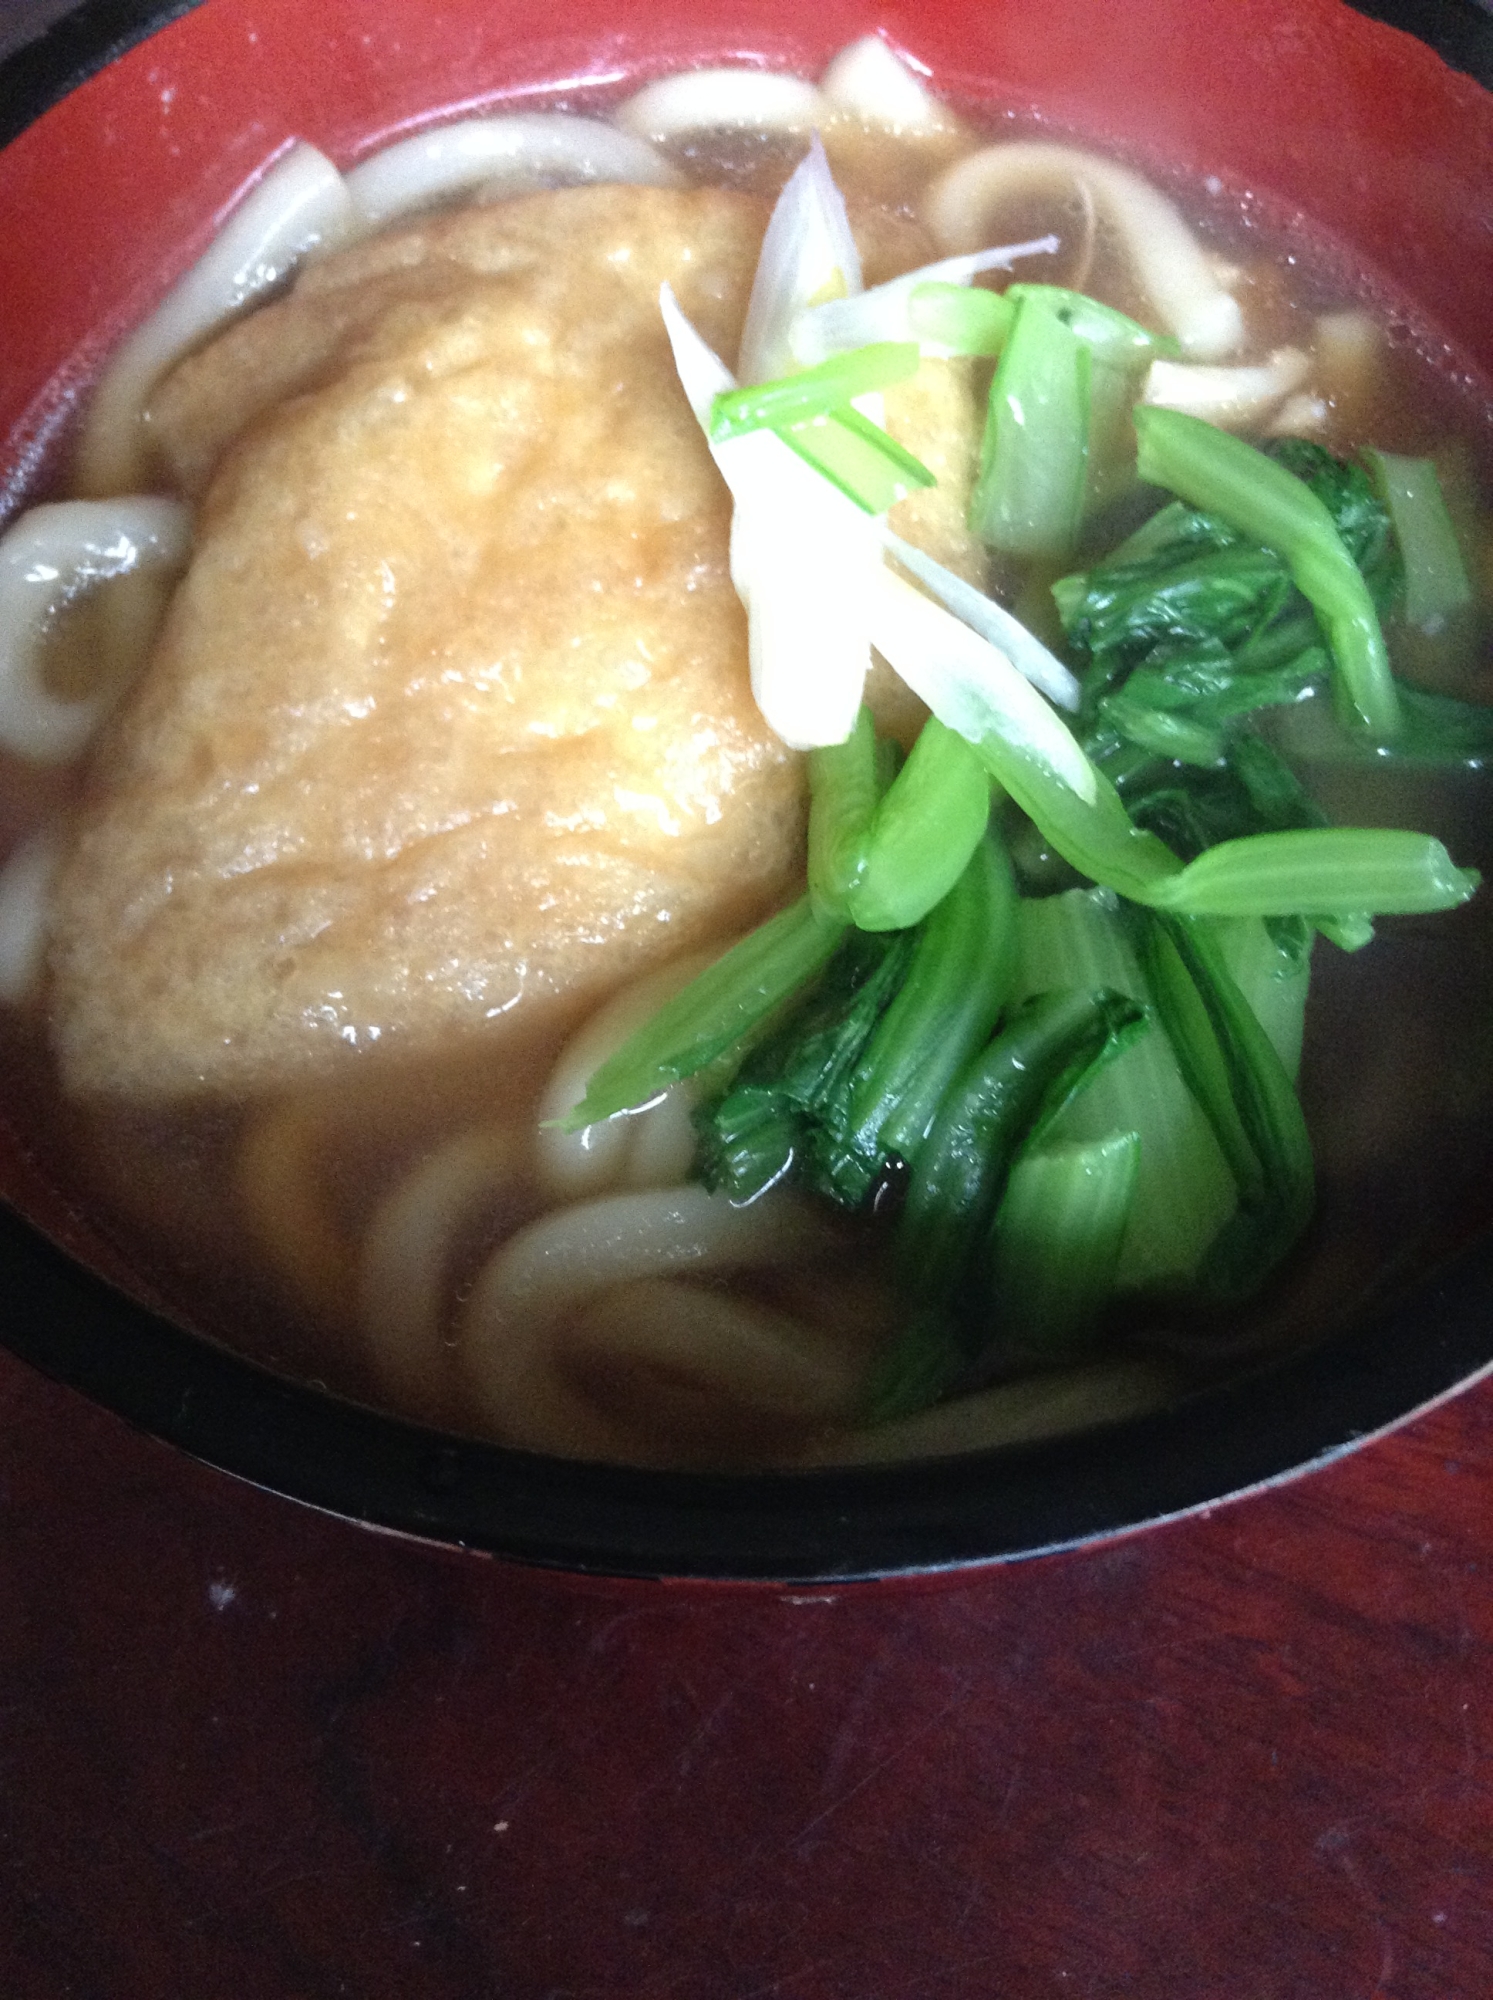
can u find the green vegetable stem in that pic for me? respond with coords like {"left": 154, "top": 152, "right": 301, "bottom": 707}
{"left": 808, "top": 706, "right": 992, "bottom": 930}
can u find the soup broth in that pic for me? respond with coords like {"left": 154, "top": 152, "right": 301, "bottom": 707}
{"left": 2, "top": 52, "right": 1491, "bottom": 1469}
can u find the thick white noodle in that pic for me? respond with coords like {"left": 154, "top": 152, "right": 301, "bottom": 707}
{"left": 615, "top": 68, "right": 828, "bottom": 141}
{"left": 236, "top": 1098, "right": 355, "bottom": 1328}
{"left": 75, "top": 142, "right": 356, "bottom": 497}
{"left": 1309, "top": 308, "right": 1385, "bottom": 425}
{"left": 358, "top": 1126, "right": 519, "bottom": 1425}
{"left": 801, "top": 1359, "right": 1177, "bottom": 1464}
{"left": 1267, "top": 392, "right": 1332, "bottom": 440}
{"left": 535, "top": 952, "right": 713, "bottom": 1202}
{"left": 1142, "top": 347, "right": 1311, "bottom": 430}
{"left": 344, "top": 114, "right": 681, "bottom": 230}
{"left": 819, "top": 36, "right": 956, "bottom": 132}
{"left": 0, "top": 498, "right": 191, "bottom": 762}
{"left": 459, "top": 1186, "right": 840, "bottom": 1448}
{"left": 0, "top": 828, "right": 61, "bottom": 1005}
{"left": 924, "top": 142, "right": 1244, "bottom": 360}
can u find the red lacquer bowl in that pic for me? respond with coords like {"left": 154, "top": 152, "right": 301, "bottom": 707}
{"left": 0, "top": 0, "right": 1490, "bottom": 1579}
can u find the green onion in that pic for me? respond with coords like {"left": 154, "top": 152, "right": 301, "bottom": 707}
{"left": 709, "top": 342, "right": 922, "bottom": 441}
{"left": 970, "top": 289, "right": 1092, "bottom": 558}
{"left": 778, "top": 405, "right": 937, "bottom": 515}
{"left": 1133, "top": 405, "right": 1402, "bottom": 739}
{"left": 561, "top": 896, "right": 846, "bottom": 1130}
{"left": 1143, "top": 826, "right": 1479, "bottom": 919}
{"left": 907, "top": 282, "right": 1013, "bottom": 357}
{"left": 870, "top": 570, "right": 1191, "bottom": 905}
{"left": 809, "top": 709, "right": 992, "bottom": 931}
{"left": 1363, "top": 448, "right": 1474, "bottom": 631}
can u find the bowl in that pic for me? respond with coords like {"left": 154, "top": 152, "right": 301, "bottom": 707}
{"left": 0, "top": 0, "right": 1491, "bottom": 1581}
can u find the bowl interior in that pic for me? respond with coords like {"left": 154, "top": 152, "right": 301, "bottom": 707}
{"left": 0, "top": 0, "right": 1490, "bottom": 1579}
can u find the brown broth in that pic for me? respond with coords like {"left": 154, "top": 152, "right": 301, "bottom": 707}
{"left": 3, "top": 102, "right": 1491, "bottom": 1467}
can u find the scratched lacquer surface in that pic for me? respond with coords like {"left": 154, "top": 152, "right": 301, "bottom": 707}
{"left": 2, "top": 1339, "right": 1491, "bottom": 1999}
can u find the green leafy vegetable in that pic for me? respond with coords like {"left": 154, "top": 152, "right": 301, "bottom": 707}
{"left": 696, "top": 832, "right": 1020, "bottom": 1210}
{"left": 1363, "top": 447, "right": 1474, "bottom": 630}
{"left": 693, "top": 926, "right": 916, "bottom": 1205}
{"left": 1135, "top": 911, "right": 1315, "bottom": 1295}
{"left": 1145, "top": 826, "right": 1478, "bottom": 919}
{"left": 1133, "top": 407, "right": 1402, "bottom": 738}
{"left": 808, "top": 707, "right": 991, "bottom": 929}
{"left": 986, "top": 1131, "right": 1142, "bottom": 1358}
{"left": 560, "top": 895, "right": 846, "bottom": 1131}
{"left": 832, "top": 832, "right": 1020, "bottom": 1198}
{"left": 870, "top": 985, "right": 1147, "bottom": 1414}
{"left": 971, "top": 288, "right": 1093, "bottom": 558}
{"left": 1004, "top": 285, "right": 1176, "bottom": 362}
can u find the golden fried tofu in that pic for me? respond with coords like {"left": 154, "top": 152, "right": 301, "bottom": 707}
{"left": 49, "top": 181, "right": 984, "bottom": 1101}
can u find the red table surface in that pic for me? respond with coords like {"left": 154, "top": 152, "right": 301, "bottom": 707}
{"left": 2, "top": 1341, "right": 1491, "bottom": 1999}
{"left": 1, "top": 0, "right": 1490, "bottom": 1989}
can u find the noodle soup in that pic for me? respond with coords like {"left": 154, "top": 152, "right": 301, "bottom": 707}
{"left": 1, "top": 35, "right": 1490, "bottom": 1475}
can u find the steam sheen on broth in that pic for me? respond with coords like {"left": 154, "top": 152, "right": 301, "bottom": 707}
{"left": 1, "top": 41, "right": 1490, "bottom": 1470}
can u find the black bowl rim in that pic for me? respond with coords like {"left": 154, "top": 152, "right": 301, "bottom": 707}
{"left": 0, "top": 0, "right": 1491, "bottom": 1585}
{"left": 3, "top": 1195, "right": 1493, "bottom": 1582}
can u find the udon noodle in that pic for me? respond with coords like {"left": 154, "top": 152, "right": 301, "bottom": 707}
{"left": 1, "top": 38, "right": 1488, "bottom": 1469}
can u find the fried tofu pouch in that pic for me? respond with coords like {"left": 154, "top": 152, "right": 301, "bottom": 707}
{"left": 48, "top": 183, "right": 982, "bottom": 1101}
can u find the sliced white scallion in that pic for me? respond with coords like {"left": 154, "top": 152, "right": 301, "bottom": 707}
{"left": 733, "top": 458, "right": 883, "bottom": 746}
{"left": 615, "top": 68, "right": 828, "bottom": 143}
{"left": 76, "top": 142, "right": 356, "bottom": 497}
{"left": 343, "top": 114, "right": 681, "bottom": 229}
{"left": 0, "top": 498, "right": 191, "bottom": 762}
{"left": 882, "top": 528, "right": 1082, "bottom": 710}
{"left": 790, "top": 237, "right": 1059, "bottom": 366}
{"left": 924, "top": 142, "right": 1244, "bottom": 361}
{"left": 869, "top": 568, "right": 1098, "bottom": 802}
{"left": 1142, "top": 347, "right": 1311, "bottom": 431}
{"left": 818, "top": 36, "right": 958, "bottom": 132}
{"left": 660, "top": 286, "right": 874, "bottom": 747}
{"left": 738, "top": 132, "right": 863, "bottom": 383}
